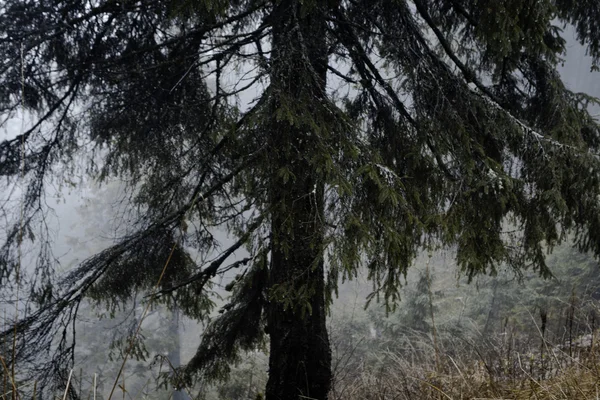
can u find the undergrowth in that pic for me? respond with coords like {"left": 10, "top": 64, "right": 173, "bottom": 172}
{"left": 330, "top": 331, "right": 600, "bottom": 400}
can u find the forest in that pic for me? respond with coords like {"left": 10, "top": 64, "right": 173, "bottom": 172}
{"left": 1, "top": 0, "right": 600, "bottom": 399}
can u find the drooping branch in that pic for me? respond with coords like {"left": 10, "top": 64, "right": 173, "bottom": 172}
{"left": 331, "top": 8, "right": 459, "bottom": 181}
{"left": 156, "top": 214, "right": 265, "bottom": 297}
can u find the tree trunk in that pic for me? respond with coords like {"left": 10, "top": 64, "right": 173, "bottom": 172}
{"left": 265, "top": 2, "right": 332, "bottom": 399}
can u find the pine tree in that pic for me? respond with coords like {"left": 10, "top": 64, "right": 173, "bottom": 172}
{"left": 2, "top": 1, "right": 600, "bottom": 399}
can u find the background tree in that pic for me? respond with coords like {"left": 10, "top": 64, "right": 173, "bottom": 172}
{"left": 2, "top": 0, "right": 600, "bottom": 399}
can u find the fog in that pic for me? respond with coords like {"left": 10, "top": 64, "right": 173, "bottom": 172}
{"left": 1, "top": 21, "right": 600, "bottom": 400}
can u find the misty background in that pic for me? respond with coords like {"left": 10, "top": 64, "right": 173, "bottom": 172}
{"left": 1, "top": 25, "right": 600, "bottom": 399}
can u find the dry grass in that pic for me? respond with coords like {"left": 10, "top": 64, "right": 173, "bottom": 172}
{"left": 331, "top": 337, "right": 600, "bottom": 400}
{"left": 4, "top": 337, "right": 600, "bottom": 399}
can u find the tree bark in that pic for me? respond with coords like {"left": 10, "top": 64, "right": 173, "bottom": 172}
{"left": 265, "top": 1, "right": 332, "bottom": 399}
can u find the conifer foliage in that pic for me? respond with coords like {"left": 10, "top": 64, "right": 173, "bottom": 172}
{"left": 1, "top": 0, "right": 600, "bottom": 398}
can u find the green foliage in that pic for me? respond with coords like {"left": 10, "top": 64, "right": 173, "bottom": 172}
{"left": 179, "top": 256, "right": 267, "bottom": 385}
{"left": 169, "top": 0, "right": 231, "bottom": 20}
{"left": 2, "top": 0, "right": 600, "bottom": 395}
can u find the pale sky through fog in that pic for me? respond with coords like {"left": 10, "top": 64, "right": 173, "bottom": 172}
{"left": 559, "top": 27, "right": 600, "bottom": 113}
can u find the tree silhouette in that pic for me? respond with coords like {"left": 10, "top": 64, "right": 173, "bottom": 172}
{"left": 1, "top": 0, "right": 600, "bottom": 399}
